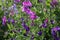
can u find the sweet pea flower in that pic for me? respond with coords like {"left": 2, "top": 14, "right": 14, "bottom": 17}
{"left": 41, "top": 19, "right": 48, "bottom": 28}
{"left": 11, "top": 19, "right": 15, "bottom": 24}
{"left": 30, "top": 15, "right": 38, "bottom": 20}
{"left": 38, "top": 31, "right": 42, "bottom": 36}
{"left": 50, "top": 0, "right": 58, "bottom": 7}
{"left": 22, "top": 6, "right": 30, "bottom": 12}
{"left": 22, "top": 0, "right": 32, "bottom": 7}
{"left": 44, "top": 18, "right": 48, "bottom": 23}
{"left": 8, "top": 18, "right": 11, "bottom": 23}
{"left": 20, "top": 17, "right": 24, "bottom": 21}
{"left": 51, "top": 26, "right": 60, "bottom": 40}
{"left": 22, "top": 22, "right": 30, "bottom": 32}
{"left": 22, "top": 6, "right": 36, "bottom": 16}
{"left": 2, "top": 16, "right": 7, "bottom": 25}
{"left": 14, "top": 0, "right": 20, "bottom": 3}
{"left": 29, "top": 11, "right": 36, "bottom": 16}
{"left": 42, "top": 23, "right": 47, "bottom": 28}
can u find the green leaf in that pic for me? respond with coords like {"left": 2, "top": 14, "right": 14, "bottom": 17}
{"left": 7, "top": 24, "right": 11, "bottom": 30}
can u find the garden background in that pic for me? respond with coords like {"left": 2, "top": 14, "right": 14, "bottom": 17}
{"left": 0, "top": 0, "right": 60, "bottom": 40}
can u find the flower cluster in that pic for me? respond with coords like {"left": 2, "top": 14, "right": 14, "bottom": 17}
{"left": 2, "top": 16, "right": 7, "bottom": 25}
{"left": 41, "top": 18, "right": 48, "bottom": 28}
{"left": 22, "top": 22, "right": 30, "bottom": 32}
{"left": 1, "top": 0, "right": 60, "bottom": 40}
{"left": 51, "top": 26, "right": 60, "bottom": 40}
{"left": 22, "top": 0, "right": 37, "bottom": 20}
{"left": 50, "top": 0, "right": 58, "bottom": 7}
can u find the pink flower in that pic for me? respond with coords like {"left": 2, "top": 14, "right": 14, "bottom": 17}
{"left": 2, "top": 16, "right": 7, "bottom": 25}
{"left": 22, "top": 1, "right": 32, "bottom": 7}
{"left": 44, "top": 18, "right": 48, "bottom": 23}
{"left": 22, "top": 6, "right": 31, "bottom": 15}
{"left": 30, "top": 15, "right": 38, "bottom": 20}
{"left": 22, "top": 6, "right": 29, "bottom": 12}
{"left": 29, "top": 11, "right": 36, "bottom": 15}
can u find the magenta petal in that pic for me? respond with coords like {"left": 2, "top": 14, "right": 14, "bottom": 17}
{"left": 22, "top": 1, "right": 32, "bottom": 7}
{"left": 14, "top": 0, "right": 20, "bottom": 2}
{"left": 2, "top": 16, "right": 7, "bottom": 25}
{"left": 30, "top": 15, "right": 37, "bottom": 20}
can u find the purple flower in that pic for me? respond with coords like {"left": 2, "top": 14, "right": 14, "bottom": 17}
{"left": 54, "top": 37, "right": 60, "bottom": 40}
{"left": 22, "top": 6, "right": 32, "bottom": 15}
{"left": 38, "top": 0, "right": 43, "bottom": 2}
{"left": 30, "top": 15, "right": 38, "bottom": 20}
{"left": 22, "top": 6, "right": 31, "bottom": 14}
{"left": 50, "top": 20, "right": 55, "bottom": 24}
{"left": 25, "top": 26, "right": 30, "bottom": 32}
{"left": 11, "top": 19, "right": 15, "bottom": 24}
{"left": 8, "top": 18, "right": 11, "bottom": 23}
{"left": 13, "top": 4, "right": 16, "bottom": 8}
{"left": 22, "top": 22, "right": 26, "bottom": 26}
{"left": 25, "top": 8, "right": 31, "bottom": 15}
{"left": 50, "top": 0, "right": 58, "bottom": 7}
{"left": 22, "top": 6, "right": 37, "bottom": 20}
{"left": 44, "top": 18, "right": 48, "bottom": 23}
{"left": 38, "top": 31, "right": 42, "bottom": 36}
{"left": 51, "top": 26, "right": 59, "bottom": 32}
{"left": 12, "top": 4, "right": 18, "bottom": 14}
{"left": 2, "top": 16, "right": 7, "bottom": 25}
{"left": 42, "top": 23, "right": 47, "bottom": 28}
{"left": 51, "top": 26, "right": 60, "bottom": 40}
{"left": 22, "top": 1, "right": 37, "bottom": 20}
{"left": 22, "top": 22, "right": 30, "bottom": 32}
{"left": 29, "top": 11, "right": 36, "bottom": 15}
{"left": 14, "top": 0, "right": 20, "bottom": 3}
{"left": 31, "top": 35, "right": 34, "bottom": 40}
{"left": 22, "top": 1, "right": 32, "bottom": 7}
{"left": 20, "top": 17, "right": 24, "bottom": 21}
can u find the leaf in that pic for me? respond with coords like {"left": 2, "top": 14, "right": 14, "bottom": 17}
{"left": 7, "top": 24, "right": 11, "bottom": 30}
